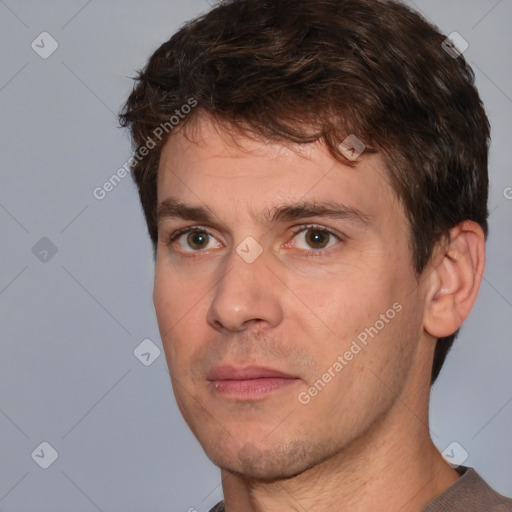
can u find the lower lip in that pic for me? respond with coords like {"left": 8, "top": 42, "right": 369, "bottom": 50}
{"left": 209, "top": 377, "right": 299, "bottom": 399}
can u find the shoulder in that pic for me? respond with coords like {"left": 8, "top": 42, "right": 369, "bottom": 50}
{"left": 421, "top": 467, "right": 512, "bottom": 512}
{"left": 208, "top": 501, "right": 225, "bottom": 512}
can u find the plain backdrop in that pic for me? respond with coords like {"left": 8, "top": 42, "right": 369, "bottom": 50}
{"left": 0, "top": 1, "right": 511, "bottom": 510}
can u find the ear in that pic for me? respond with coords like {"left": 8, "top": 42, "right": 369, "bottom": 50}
{"left": 423, "top": 221, "right": 486, "bottom": 338}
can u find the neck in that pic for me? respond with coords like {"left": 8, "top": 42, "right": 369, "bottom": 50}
{"left": 220, "top": 363, "right": 459, "bottom": 512}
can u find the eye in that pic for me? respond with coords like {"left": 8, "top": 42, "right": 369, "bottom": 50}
{"left": 168, "top": 227, "right": 222, "bottom": 253}
{"left": 290, "top": 225, "right": 342, "bottom": 251}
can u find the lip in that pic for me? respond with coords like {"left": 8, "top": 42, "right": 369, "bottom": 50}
{"left": 207, "top": 365, "right": 297, "bottom": 381}
{"left": 207, "top": 365, "right": 300, "bottom": 400}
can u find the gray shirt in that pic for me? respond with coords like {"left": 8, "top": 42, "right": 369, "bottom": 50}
{"left": 208, "top": 467, "right": 512, "bottom": 511}
{"left": 420, "top": 466, "right": 512, "bottom": 511}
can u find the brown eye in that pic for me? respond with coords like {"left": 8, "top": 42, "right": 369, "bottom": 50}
{"left": 305, "top": 228, "right": 331, "bottom": 249}
{"left": 290, "top": 225, "right": 341, "bottom": 252}
{"left": 170, "top": 227, "right": 222, "bottom": 254}
{"left": 186, "top": 230, "right": 209, "bottom": 250}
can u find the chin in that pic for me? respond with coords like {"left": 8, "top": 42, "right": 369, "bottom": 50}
{"left": 204, "top": 437, "right": 326, "bottom": 482}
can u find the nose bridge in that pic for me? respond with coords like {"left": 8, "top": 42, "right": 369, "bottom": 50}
{"left": 206, "top": 241, "right": 283, "bottom": 332}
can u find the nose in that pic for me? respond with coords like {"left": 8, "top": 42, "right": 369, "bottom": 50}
{"left": 206, "top": 245, "right": 284, "bottom": 334}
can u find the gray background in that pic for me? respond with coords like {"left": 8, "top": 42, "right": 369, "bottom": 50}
{"left": 0, "top": 0, "right": 510, "bottom": 510}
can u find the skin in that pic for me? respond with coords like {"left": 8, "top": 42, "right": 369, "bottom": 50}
{"left": 153, "top": 113, "right": 485, "bottom": 512}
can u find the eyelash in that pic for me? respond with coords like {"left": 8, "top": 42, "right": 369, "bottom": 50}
{"left": 166, "top": 224, "right": 344, "bottom": 257}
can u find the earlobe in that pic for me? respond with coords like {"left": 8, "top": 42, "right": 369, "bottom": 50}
{"left": 423, "top": 221, "right": 486, "bottom": 339}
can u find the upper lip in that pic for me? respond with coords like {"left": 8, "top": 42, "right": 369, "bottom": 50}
{"left": 207, "top": 365, "right": 297, "bottom": 381}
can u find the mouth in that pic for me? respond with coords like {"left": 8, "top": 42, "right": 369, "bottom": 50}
{"left": 207, "top": 365, "right": 301, "bottom": 400}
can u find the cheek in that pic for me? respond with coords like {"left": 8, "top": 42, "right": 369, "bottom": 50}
{"left": 153, "top": 267, "right": 206, "bottom": 370}
{"left": 153, "top": 256, "right": 209, "bottom": 327}
{"left": 153, "top": 271, "right": 176, "bottom": 336}
{"left": 291, "top": 263, "right": 414, "bottom": 381}
{"left": 285, "top": 266, "right": 383, "bottom": 341}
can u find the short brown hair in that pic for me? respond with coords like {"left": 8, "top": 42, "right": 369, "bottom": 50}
{"left": 119, "top": 0, "right": 490, "bottom": 383}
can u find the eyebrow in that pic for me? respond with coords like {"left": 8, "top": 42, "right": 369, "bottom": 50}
{"left": 156, "top": 197, "right": 373, "bottom": 229}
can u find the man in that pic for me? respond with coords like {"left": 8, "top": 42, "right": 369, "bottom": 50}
{"left": 119, "top": 0, "right": 512, "bottom": 510}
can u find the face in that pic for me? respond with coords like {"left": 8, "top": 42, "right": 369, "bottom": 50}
{"left": 153, "top": 115, "right": 428, "bottom": 479}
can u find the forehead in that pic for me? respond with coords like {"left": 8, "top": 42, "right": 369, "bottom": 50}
{"left": 156, "top": 115, "right": 405, "bottom": 231}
